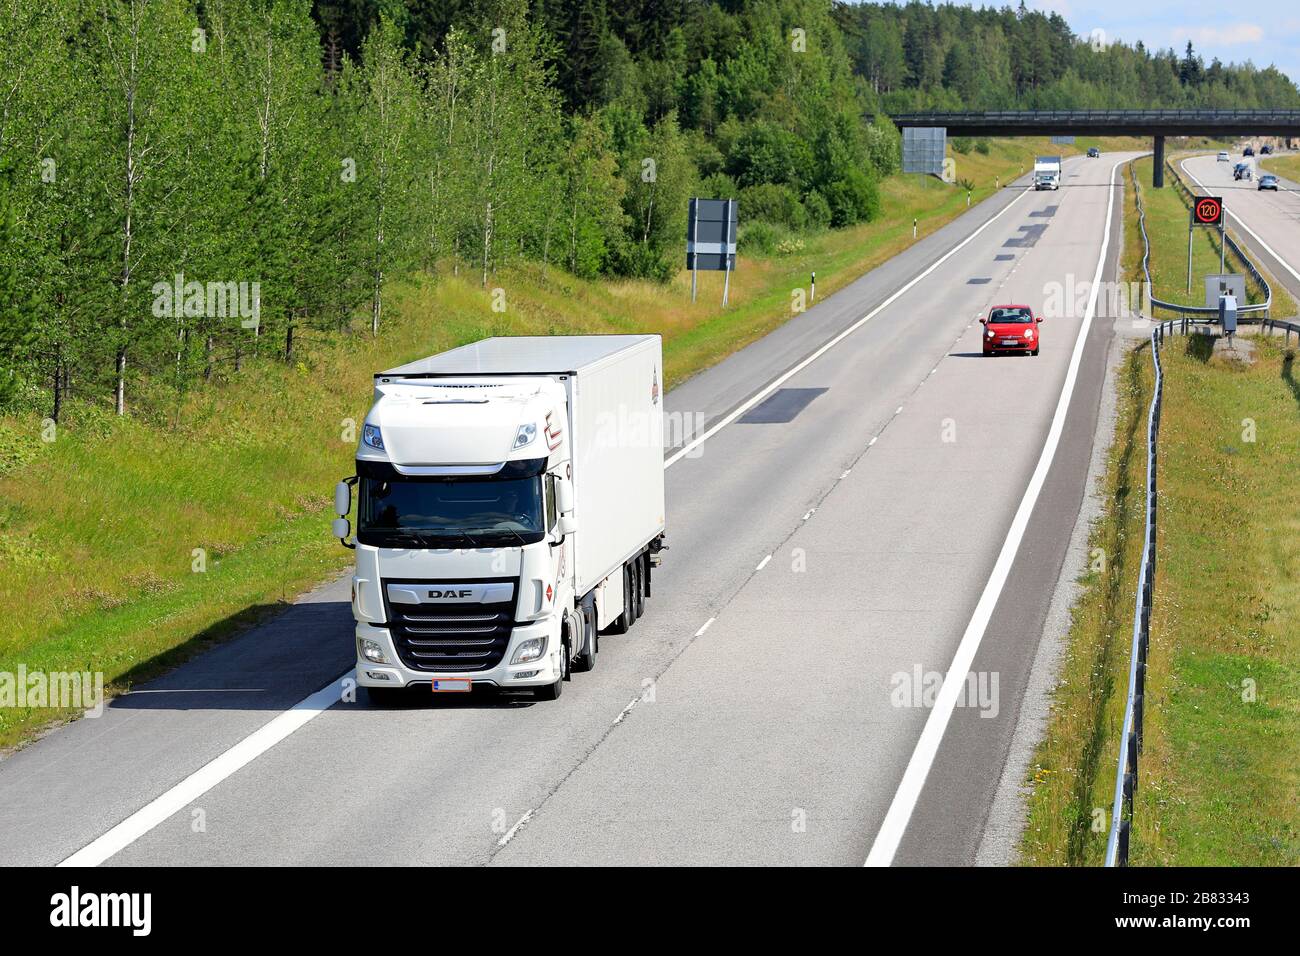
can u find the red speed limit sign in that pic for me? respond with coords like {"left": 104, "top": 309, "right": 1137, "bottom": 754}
{"left": 1192, "top": 196, "right": 1224, "bottom": 226}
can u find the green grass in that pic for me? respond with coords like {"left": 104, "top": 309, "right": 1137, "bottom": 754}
{"left": 0, "top": 135, "right": 1136, "bottom": 750}
{"left": 1020, "top": 155, "right": 1300, "bottom": 864}
{"left": 1019, "top": 343, "right": 1152, "bottom": 865}
{"left": 1259, "top": 153, "right": 1300, "bottom": 183}
{"left": 1133, "top": 337, "right": 1300, "bottom": 864}
{"left": 1134, "top": 154, "right": 1297, "bottom": 316}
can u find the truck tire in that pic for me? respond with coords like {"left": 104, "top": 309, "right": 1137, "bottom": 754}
{"left": 605, "top": 564, "right": 633, "bottom": 635}
{"left": 572, "top": 606, "right": 597, "bottom": 672}
{"left": 536, "top": 641, "right": 568, "bottom": 700}
{"left": 633, "top": 554, "right": 646, "bottom": 619}
{"left": 621, "top": 561, "right": 637, "bottom": 629}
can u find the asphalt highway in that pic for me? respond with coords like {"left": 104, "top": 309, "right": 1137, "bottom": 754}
{"left": 1180, "top": 152, "right": 1300, "bottom": 308}
{"left": 0, "top": 151, "right": 1142, "bottom": 866}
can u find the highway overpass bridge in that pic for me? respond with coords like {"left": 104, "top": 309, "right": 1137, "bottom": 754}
{"left": 890, "top": 110, "right": 1300, "bottom": 186}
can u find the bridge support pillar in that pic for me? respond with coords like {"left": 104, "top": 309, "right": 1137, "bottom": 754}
{"left": 1153, "top": 136, "right": 1165, "bottom": 187}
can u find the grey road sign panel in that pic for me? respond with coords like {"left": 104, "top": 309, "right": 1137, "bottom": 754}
{"left": 1205, "top": 274, "right": 1246, "bottom": 308}
{"left": 902, "top": 126, "right": 946, "bottom": 176}
{"left": 687, "top": 198, "right": 737, "bottom": 271}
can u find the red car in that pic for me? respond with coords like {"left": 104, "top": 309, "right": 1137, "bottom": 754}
{"left": 982, "top": 304, "right": 1042, "bottom": 356}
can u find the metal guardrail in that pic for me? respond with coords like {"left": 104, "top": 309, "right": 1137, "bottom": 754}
{"left": 1130, "top": 159, "right": 1272, "bottom": 317}
{"left": 1104, "top": 180, "right": 1300, "bottom": 862}
{"left": 1162, "top": 161, "right": 1273, "bottom": 316}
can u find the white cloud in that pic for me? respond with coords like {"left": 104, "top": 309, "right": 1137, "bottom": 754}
{"left": 1174, "top": 22, "right": 1265, "bottom": 46}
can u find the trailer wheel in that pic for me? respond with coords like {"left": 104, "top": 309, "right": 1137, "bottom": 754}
{"left": 621, "top": 561, "right": 637, "bottom": 629}
{"left": 633, "top": 554, "right": 647, "bottom": 619}
{"left": 605, "top": 564, "right": 633, "bottom": 635}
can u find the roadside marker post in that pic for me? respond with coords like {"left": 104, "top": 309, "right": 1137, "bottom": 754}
{"left": 810, "top": 271, "right": 816, "bottom": 303}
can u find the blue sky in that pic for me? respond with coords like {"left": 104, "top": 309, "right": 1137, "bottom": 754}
{"left": 1023, "top": 1, "right": 1300, "bottom": 85}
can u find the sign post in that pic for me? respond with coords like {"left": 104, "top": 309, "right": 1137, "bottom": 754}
{"left": 722, "top": 199, "right": 733, "bottom": 306}
{"left": 1189, "top": 195, "right": 1224, "bottom": 295}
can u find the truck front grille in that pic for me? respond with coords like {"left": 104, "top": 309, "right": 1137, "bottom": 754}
{"left": 382, "top": 578, "right": 518, "bottom": 672}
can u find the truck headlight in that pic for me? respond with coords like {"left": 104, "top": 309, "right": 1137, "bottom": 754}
{"left": 362, "top": 424, "right": 385, "bottom": 450}
{"left": 510, "top": 636, "right": 547, "bottom": 664}
{"left": 513, "top": 423, "right": 536, "bottom": 449}
{"left": 359, "top": 638, "right": 389, "bottom": 664}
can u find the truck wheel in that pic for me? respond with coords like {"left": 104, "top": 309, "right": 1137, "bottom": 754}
{"left": 633, "top": 554, "right": 647, "bottom": 619}
{"left": 536, "top": 643, "right": 568, "bottom": 700}
{"left": 605, "top": 564, "right": 633, "bottom": 635}
{"left": 627, "top": 559, "right": 641, "bottom": 627}
{"left": 573, "top": 607, "right": 597, "bottom": 672}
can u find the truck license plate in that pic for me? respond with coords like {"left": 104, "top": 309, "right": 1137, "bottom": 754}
{"left": 432, "top": 678, "right": 472, "bottom": 693}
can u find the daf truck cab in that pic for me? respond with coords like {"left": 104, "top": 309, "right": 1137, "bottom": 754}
{"left": 334, "top": 335, "right": 666, "bottom": 703}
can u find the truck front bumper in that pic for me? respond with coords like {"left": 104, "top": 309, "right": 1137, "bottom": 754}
{"left": 354, "top": 618, "right": 563, "bottom": 690}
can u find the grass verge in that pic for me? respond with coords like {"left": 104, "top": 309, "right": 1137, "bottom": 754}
{"left": 1021, "top": 154, "right": 1300, "bottom": 864}
{"left": 0, "top": 136, "right": 1135, "bottom": 749}
{"left": 1259, "top": 152, "right": 1300, "bottom": 183}
{"left": 1131, "top": 155, "right": 1297, "bottom": 316}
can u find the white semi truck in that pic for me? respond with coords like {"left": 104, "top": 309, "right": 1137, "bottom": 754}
{"left": 1033, "top": 155, "right": 1062, "bottom": 190}
{"left": 333, "top": 335, "right": 666, "bottom": 702}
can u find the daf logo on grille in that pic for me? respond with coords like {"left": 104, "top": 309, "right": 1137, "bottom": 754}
{"left": 429, "top": 589, "right": 474, "bottom": 599}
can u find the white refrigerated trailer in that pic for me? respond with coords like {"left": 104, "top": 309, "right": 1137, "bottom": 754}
{"left": 333, "top": 335, "right": 666, "bottom": 702}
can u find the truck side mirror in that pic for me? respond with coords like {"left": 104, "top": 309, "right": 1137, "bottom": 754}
{"left": 332, "top": 517, "right": 355, "bottom": 549}
{"left": 555, "top": 476, "right": 575, "bottom": 514}
{"left": 334, "top": 480, "right": 351, "bottom": 517}
{"left": 556, "top": 514, "right": 578, "bottom": 537}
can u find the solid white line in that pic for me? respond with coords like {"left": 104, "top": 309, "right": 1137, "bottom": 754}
{"left": 59, "top": 673, "right": 351, "bottom": 866}
{"left": 863, "top": 157, "right": 1126, "bottom": 867}
{"left": 1180, "top": 158, "right": 1300, "bottom": 285}
{"left": 694, "top": 617, "right": 716, "bottom": 637}
{"left": 755, "top": 554, "right": 772, "bottom": 571}
{"left": 664, "top": 186, "right": 1032, "bottom": 468}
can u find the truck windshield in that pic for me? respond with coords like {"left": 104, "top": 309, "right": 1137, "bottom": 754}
{"left": 358, "top": 472, "right": 545, "bottom": 547}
